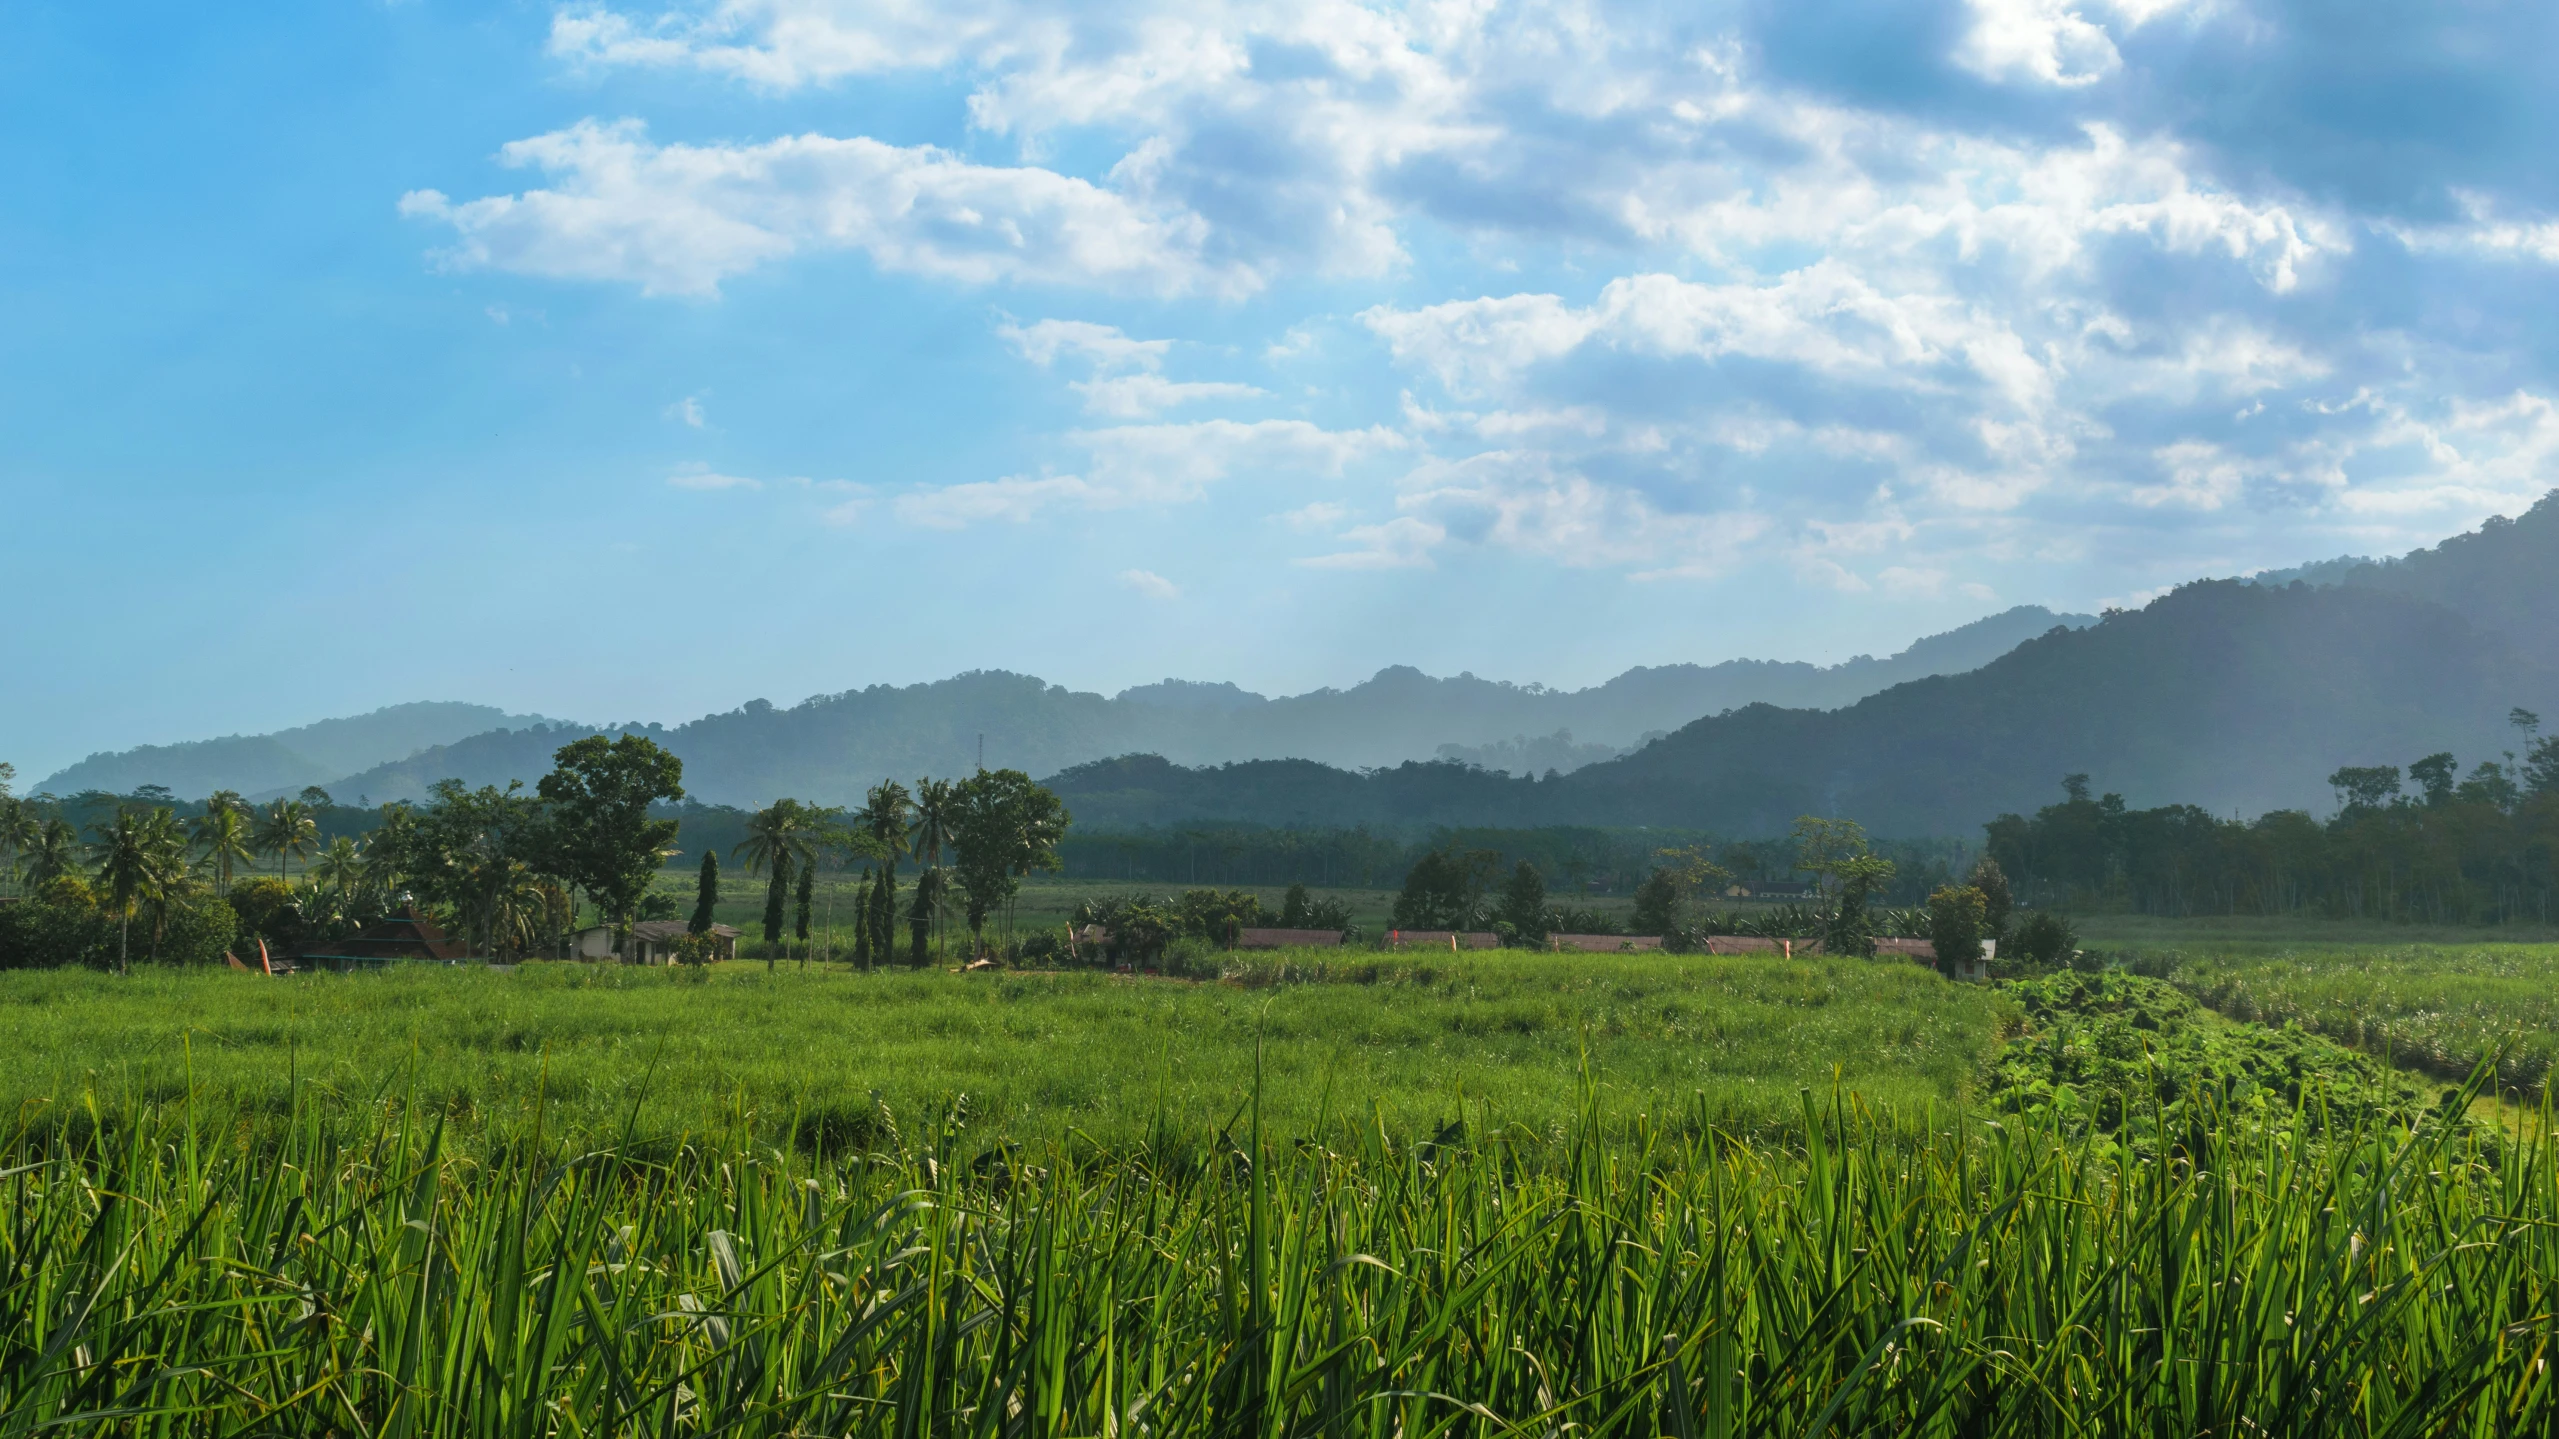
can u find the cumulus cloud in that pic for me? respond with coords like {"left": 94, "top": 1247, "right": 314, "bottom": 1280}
{"left": 501, "top": 0, "right": 2559, "bottom": 591}
{"left": 400, "top": 119, "right": 1232, "bottom": 297}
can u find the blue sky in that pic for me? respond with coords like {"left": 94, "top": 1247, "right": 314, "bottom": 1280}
{"left": 9, "top": 0, "right": 2559, "bottom": 780}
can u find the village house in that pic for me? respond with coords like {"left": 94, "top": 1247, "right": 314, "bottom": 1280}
{"left": 570, "top": 920, "right": 741, "bottom": 964}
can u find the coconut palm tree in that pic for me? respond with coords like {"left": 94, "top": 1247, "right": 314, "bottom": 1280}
{"left": 191, "top": 803, "right": 255, "bottom": 888}
{"left": 89, "top": 807, "right": 186, "bottom": 973}
{"left": 732, "top": 799, "right": 816, "bottom": 969}
{"left": 0, "top": 795, "right": 39, "bottom": 897}
{"left": 252, "top": 800, "right": 318, "bottom": 881}
{"left": 25, "top": 817, "right": 79, "bottom": 888}
{"left": 309, "top": 836, "right": 366, "bottom": 903}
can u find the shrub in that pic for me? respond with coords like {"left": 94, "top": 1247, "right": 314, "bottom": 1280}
{"left": 0, "top": 879, "right": 114, "bottom": 970}
{"left": 2008, "top": 909, "right": 2080, "bottom": 970}
{"left": 226, "top": 877, "right": 305, "bottom": 950}
{"left": 1159, "top": 936, "right": 1224, "bottom": 980}
{"left": 670, "top": 932, "right": 719, "bottom": 966}
{"left": 1016, "top": 930, "right": 1068, "bottom": 966}
{"left": 1924, "top": 885, "right": 1988, "bottom": 971}
{"left": 152, "top": 894, "right": 239, "bottom": 967}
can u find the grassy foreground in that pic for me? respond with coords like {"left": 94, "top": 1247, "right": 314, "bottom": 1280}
{"left": 2, "top": 1065, "right": 2549, "bottom": 1435}
{"left": 0, "top": 952, "right": 2003, "bottom": 1151}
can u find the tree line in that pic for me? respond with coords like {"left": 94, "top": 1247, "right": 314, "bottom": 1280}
{"left": 0, "top": 746, "right": 1071, "bottom": 970}
{"left": 1985, "top": 712, "right": 2559, "bottom": 923}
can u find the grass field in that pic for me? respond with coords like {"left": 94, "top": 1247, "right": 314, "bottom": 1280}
{"left": 0, "top": 950, "right": 2004, "bottom": 1153}
{"left": 9, "top": 913, "right": 2559, "bottom": 1432}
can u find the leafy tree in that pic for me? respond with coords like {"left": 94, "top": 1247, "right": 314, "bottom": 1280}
{"left": 1277, "top": 882, "right": 1355, "bottom": 934}
{"left": 537, "top": 734, "right": 685, "bottom": 944}
{"left": 1967, "top": 855, "right": 2015, "bottom": 938}
{"left": 0, "top": 874, "right": 115, "bottom": 970}
{"left": 1629, "top": 868, "right": 1684, "bottom": 937}
{"left": 1392, "top": 848, "right": 1500, "bottom": 930}
{"left": 298, "top": 786, "right": 334, "bottom": 811}
{"left": 1824, "top": 856, "right": 1897, "bottom": 958}
{"left": 2008, "top": 910, "right": 2081, "bottom": 969}
{"left": 950, "top": 769, "right": 1069, "bottom": 955}
{"left": 252, "top": 800, "right": 318, "bottom": 880}
{"left": 1175, "top": 888, "right": 1265, "bottom": 944}
{"left": 363, "top": 781, "right": 546, "bottom": 955}
{"left": 1925, "top": 884, "right": 1989, "bottom": 972}
{"left": 2409, "top": 752, "right": 2459, "bottom": 807}
{"left": 2061, "top": 773, "right": 2092, "bottom": 803}
{"left": 2327, "top": 765, "right": 2402, "bottom": 816}
{"left": 2524, "top": 736, "right": 2559, "bottom": 799}
{"left": 689, "top": 850, "right": 720, "bottom": 936}
{"left": 2455, "top": 761, "right": 2521, "bottom": 810}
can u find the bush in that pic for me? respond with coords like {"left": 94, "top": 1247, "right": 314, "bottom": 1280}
{"left": 671, "top": 932, "right": 719, "bottom": 966}
{"left": 1159, "top": 936, "right": 1224, "bottom": 980}
{"left": 1278, "top": 884, "right": 1354, "bottom": 933}
{"left": 0, "top": 878, "right": 114, "bottom": 970}
{"left": 226, "top": 877, "right": 305, "bottom": 951}
{"left": 2007, "top": 910, "right": 2080, "bottom": 970}
{"left": 1924, "top": 885, "right": 1988, "bottom": 971}
{"left": 152, "top": 894, "right": 239, "bottom": 967}
{"left": 1016, "top": 930, "right": 1069, "bottom": 966}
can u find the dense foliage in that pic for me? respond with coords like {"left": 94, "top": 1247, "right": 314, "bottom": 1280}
{"left": 1988, "top": 751, "right": 2559, "bottom": 922}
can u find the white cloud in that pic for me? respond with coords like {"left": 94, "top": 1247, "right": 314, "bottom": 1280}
{"left": 667, "top": 462, "right": 761, "bottom": 490}
{"left": 666, "top": 394, "right": 708, "bottom": 427}
{"left": 401, "top": 119, "right": 1233, "bottom": 298}
{"left": 895, "top": 418, "right": 1399, "bottom": 528}
{"left": 998, "top": 318, "right": 1170, "bottom": 371}
{"left": 1118, "top": 568, "right": 1180, "bottom": 599}
{"left": 1070, "top": 373, "right": 1266, "bottom": 418}
{"left": 1297, "top": 516, "right": 1444, "bottom": 570}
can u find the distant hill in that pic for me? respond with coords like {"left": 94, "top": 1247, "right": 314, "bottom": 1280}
{"left": 294, "top": 608, "right": 2090, "bottom": 806}
{"left": 2250, "top": 488, "right": 2559, "bottom": 657}
{"left": 1047, "top": 575, "right": 2557, "bottom": 835}
{"left": 35, "top": 702, "right": 559, "bottom": 800}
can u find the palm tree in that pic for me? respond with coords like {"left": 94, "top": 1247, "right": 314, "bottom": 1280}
{"left": 191, "top": 804, "right": 255, "bottom": 888}
{"left": 309, "top": 836, "right": 366, "bottom": 902}
{"left": 907, "top": 777, "right": 958, "bottom": 960}
{"left": 25, "top": 818, "right": 79, "bottom": 888}
{"left": 252, "top": 800, "right": 318, "bottom": 880}
{"left": 0, "top": 796, "right": 39, "bottom": 897}
{"left": 89, "top": 807, "right": 185, "bottom": 973}
{"left": 733, "top": 799, "right": 816, "bottom": 970}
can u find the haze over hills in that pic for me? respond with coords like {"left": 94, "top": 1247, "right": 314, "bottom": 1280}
{"left": 1053, "top": 495, "right": 2559, "bottom": 835}
{"left": 35, "top": 702, "right": 557, "bottom": 800}
{"left": 44, "top": 606, "right": 2087, "bottom": 807}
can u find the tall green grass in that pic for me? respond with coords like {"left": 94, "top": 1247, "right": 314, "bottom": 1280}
{"left": 2168, "top": 943, "right": 2559, "bottom": 1094}
{"left": 3, "top": 1065, "right": 2550, "bottom": 1435}
{"left": 0, "top": 954, "right": 2002, "bottom": 1148}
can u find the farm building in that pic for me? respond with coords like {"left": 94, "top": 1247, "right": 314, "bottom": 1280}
{"left": 1234, "top": 927, "right": 1347, "bottom": 949}
{"left": 571, "top": 921, "right": 741, "bottom": 964}
{"left": 296, "top": 907, "right": 467, "bottom": 969}
{"left": 1549, "top": 933, "right": 1664, "bottom": 952}
{"left": 1385, "top": 930, "right": 1502, "bottom": 951}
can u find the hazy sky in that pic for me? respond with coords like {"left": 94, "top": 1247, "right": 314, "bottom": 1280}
{"left": 9, "top": 0, "right": 2559, "bottom": 779}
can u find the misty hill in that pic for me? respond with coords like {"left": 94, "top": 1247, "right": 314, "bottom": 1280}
{"left": 36, "top": 702, "right": 558, "bottom": 799}
{"left": 2249, "top": 488, "right": 2559, "bottom": 656}
{"left": 1048, "top": 578, "right": 2556, "bottom": 835}
{"left": 305, "top": 607, "right": 2089, "bottom": 805}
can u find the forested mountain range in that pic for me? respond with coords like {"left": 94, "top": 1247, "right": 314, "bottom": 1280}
{"left": 1053, "top": 577, "right": 2554, "bottom": 834}
{"left": 37, "top": 605, "right": 2085, "bottom": 806}
{"left": 35, "top": 702, "right": 555, "bottom": 800}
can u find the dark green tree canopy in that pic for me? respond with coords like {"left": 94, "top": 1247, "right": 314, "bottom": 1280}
{"left": 537, "top": 735, "right": 685, "bottom": 925}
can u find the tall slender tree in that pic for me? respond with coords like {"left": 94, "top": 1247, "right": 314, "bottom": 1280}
{"left": 25, "top": 818, "right": 79, "bottom": 888}
{"left": 794, "top": 860, "right": 814, "bottom": 966}
{"left": 689, "top": 849, "right": 720, "bottom": 936}
{"left": 0, "top": 795, "right": 37, "bottom": 898}
{"left": 731, "top": 798, "right": 813, "bottom": 969}
{"left": 851, "top": 868, "right": 876, "bottom": 970}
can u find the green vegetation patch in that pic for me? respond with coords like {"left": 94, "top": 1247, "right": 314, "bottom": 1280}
{"left": 1986, "top": 971, "right": 2435, "bottom": 1145}
{"left": 0, "top": 949, "right": 2003, "bottom": 1151}
{"left": 2171, "top": 942, "right": 2559, "bottom": 1095}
